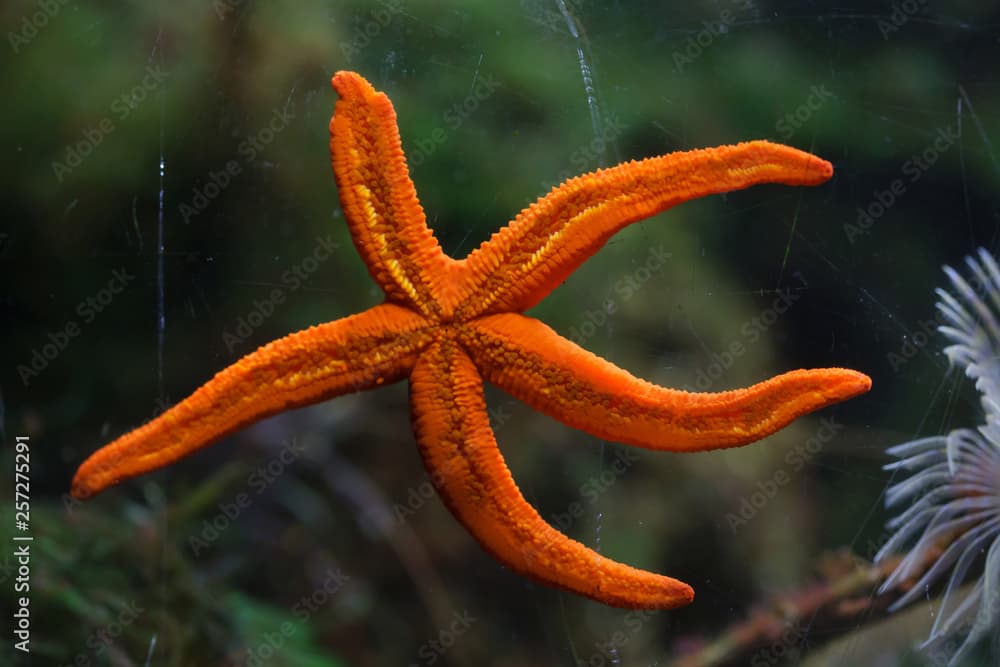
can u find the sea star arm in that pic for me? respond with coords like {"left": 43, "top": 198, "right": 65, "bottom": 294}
{"left": 410, "top": 337, "right": 695, "bottom": 609}
{"left": 455, "top": 141, "right": 833, "bottom": 317}
{"left": 462, "top": 313, "right": 871, "bottom": 451}
{"left": 330, "top": 71, "right": 455, "bottom": 317}
{"left": 72, "top": 304, "right": 434, "bottom": 499}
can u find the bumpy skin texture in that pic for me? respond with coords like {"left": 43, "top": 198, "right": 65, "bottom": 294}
{"left": 72, "top": 71, "right": 871, "bottom": 610}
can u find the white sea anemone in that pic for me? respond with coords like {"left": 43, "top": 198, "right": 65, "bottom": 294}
{"left": 876, "top": 247, "right": 1000, "bottom": 665}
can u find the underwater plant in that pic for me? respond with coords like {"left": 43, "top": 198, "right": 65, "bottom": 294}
{"left": 876, "top": 247, "right": 1000, "bottom": 665}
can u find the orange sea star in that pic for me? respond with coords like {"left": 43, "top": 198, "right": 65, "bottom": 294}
{"left": 72, "top": 71, "right": 871, "bottom": 609}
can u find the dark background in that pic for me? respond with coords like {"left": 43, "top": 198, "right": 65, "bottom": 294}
{"left": 2, "top": 1, "right": 999, "bottom": 665}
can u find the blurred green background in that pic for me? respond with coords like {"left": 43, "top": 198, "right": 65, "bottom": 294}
{"left": 2, "top": 0, "right": 999, "bottom": 665}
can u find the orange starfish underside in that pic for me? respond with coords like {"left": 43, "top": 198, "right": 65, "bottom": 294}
{"left": 73, "top": 71, "right": 871, "bottom": 610}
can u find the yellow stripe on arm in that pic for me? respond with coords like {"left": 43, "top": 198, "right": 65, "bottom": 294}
{"left": 329, "top": 72, "right": 456, "bottom": 317}
{"left": 463, "top": 313, "right": 870, "bottom": 453}
{"left": 455, "top": 141, "right": 832, "bottom": 318}
{"left": 72, "top": 304, "right": 434, "bottom": 498}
